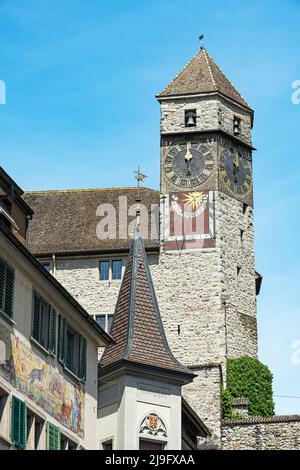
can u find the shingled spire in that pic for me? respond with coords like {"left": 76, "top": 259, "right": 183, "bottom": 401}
{"left": 100, "top": 232, "right": 193, "bottom": 382}
{"left": 157, "top": 47, "right": 252, "bottom": 111}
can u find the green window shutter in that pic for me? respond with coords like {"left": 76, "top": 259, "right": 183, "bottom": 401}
{"left": 46, "top": 422, "right": 61, "bottom": 450}
{"left": 58, "top": 315, "right": 67, "bottom": 364}
{"left": 48, "top": 307, "right": 57, "bottom": 355}
{"left": 0, "top": 258, "right": 6, "bottom": 311}
{"left": 11, "top": 396, "right": 27, "bottom": 449}
{"left": 32, "top": 292, "right": 41, "bottom": 341}
{"left": 78, "top": 336, "right": 87, "bottom": 381}
{"left": 4, "top": 264, "right": 15, "bottom": 317}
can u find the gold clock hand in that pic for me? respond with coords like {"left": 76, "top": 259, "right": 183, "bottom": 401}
{"left": 185, "top": 142, "right": 192, "bottom": 162}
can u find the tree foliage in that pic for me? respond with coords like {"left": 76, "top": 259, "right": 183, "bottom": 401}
{"left": 222, "top": 356, "right": 275, "bottom": 419}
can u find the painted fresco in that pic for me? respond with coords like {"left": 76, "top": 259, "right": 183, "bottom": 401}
{"left": 0, "top": 323, "right": 84, "bottom": 437}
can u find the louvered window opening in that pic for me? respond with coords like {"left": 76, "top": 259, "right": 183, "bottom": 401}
{"left": 0, "top": 256, "right": 15, "bottom": 318}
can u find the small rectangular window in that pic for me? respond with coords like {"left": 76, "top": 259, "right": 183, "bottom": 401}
{"left": 107, "top": 315, "right": 113, "bottom": 333}
{"left": 40, "top": 261, "right": 52, "bottom": 273}
{"left": 99, "top": 261, "right": 110, "bottom": 281}
{"left": 96, "top": 314, "right": 113, "bottom": 333}
{"left": 112, "top": 260, "right": 122, "bottom": 280}
{"left": 0, "top": 257, "right": 15, "bottom": 318}
{"left": 185, "top": 109, "right": 197, "bottom": 127}
{"left": 102, "top": 439, "right": 113, "bottom": 450}
{"left": 233, "top": 116, "right": 241, "bottom": 136}
{"left": 34, "top": 419, "right": 44, "bottom": 450}
{"left": 96, "top": 315, "right": 106, "bottom": 330}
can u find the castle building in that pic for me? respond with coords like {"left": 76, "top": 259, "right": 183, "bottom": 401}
{"left": 19, "top": 45, "right": 300, "bottom": 450}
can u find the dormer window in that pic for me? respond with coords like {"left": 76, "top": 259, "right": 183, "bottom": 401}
{"left": 185, "top": 109, "right": 197, "bottom": 127}
{"left": 233, "top": 116, "right": 241, "bottom": 136}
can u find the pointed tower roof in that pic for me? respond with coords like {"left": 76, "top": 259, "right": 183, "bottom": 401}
{"left": 158, "top": 47, "right": 252, "bottom": 111}
{"left": 100, "top": 232, "right": 194, "bottom": 382}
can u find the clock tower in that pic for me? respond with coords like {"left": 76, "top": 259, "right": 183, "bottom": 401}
{"left": 153, "top": 46, "right": 259, "bottom": 439}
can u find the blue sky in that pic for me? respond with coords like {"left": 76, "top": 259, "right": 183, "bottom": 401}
{"left": 0, "top": 0, "right": 300, "bottom": 414}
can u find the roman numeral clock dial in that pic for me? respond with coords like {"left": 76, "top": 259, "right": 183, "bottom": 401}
{"left": 163, "top": 142, "right": 214, "bottom": 188}
{"left": 220, "top": 148, "right": 252, "bottom": 198}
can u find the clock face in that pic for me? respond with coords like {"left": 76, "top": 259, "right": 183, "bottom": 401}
{"left": 163, "top": 142, "right": 214, "bottom": 188}
{"left": 220, "top": 148, "right": 252, "bottom": 196}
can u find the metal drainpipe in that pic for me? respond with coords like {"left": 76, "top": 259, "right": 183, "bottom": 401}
{"left": 52, "top": 254, "right": 57, "bottom": 278}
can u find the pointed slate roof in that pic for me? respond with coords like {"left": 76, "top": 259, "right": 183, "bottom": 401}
{"left": 100, "top": 231, "right": 193, "bottom": 381}
{"left": 158, "top": 47, "right": 252, "bottom": 111}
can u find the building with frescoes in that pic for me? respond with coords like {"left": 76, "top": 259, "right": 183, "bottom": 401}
{"left": 1, "top": 44, "right": 299, "bottom": 450}
{"left": 0, "top": 167, "right": 111, "bottom": 449}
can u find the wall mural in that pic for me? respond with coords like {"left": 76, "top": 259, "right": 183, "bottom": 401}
{"left": 0, "top": 324, "right": 84, "bottom": 437}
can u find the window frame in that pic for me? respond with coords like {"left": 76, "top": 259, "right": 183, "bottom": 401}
{"left": 184, "top": 109, "right": 197, "bottom": 127}
{"left": 99, "top": 258, "right": 123, "bottom": 282}
{"left": 11, "top": 396, "right": 27, "bottom": 449}
{"left": 39, "top": 260, "right": 53, "bottom": 274}
{"left": 46, "top": 421, "right": 61, "bottom": 450}
{"left": 95, "top": 313, "right": 113, "bottom": 333}
{"left": 58, "top": 315, "right": 87, "bottom": 382}
{"left": 101, "top": 438, "right": 114, "bottom": 450}
{"left": 31, "top": 291, "right": 57, "bottom": 355}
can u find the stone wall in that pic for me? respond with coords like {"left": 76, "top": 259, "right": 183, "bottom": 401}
{"left": 217, "top": 192, "right": 258, "bottom": 359}
{"left": 182, "top": 365, "right": 222, "bottom": 442}
{"left": 160, "top": 95, "right": 252, "bottom": 145}
{"left": 221, "top": 416, "right": 300, "bottom": 450}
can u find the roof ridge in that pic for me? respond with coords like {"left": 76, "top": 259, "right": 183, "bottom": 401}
{"left": 203, "top": 48, "right": 216, "bottom": 89}
{"left": 24, "top": 186, "right": 156, "bottom": 194}
{"left": 205, "top": 49, "right": 251, "bottom": 109}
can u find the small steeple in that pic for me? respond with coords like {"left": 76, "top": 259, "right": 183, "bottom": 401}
{"left": 100, "top": 232, "right": 194, "bottom": 382}
{"left": 157, "top": 47, "right": 252, "bottom": 111}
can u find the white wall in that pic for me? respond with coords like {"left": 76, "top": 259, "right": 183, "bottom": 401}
{"left": 98, "top": 373, "right": 182, "bottom": 450}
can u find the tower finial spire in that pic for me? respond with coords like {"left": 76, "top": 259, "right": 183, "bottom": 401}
{"left": 134, "top": 165, "right": 148, "bottom": 230}
{"left": 198, "top": 34, "right": 205, "bottom": 49}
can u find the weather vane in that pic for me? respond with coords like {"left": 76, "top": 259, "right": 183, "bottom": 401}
{"left": 199, "top": 34, "right": 204, "bottom": 49}
{"left": 134, "top": 165, "right": 148, "bottom": 198}
{"left": 134, "top": 165, "right": 148, "bottom": 231}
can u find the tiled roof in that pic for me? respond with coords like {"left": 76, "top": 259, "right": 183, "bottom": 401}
{"left": 222, "top": 415, "right": 300, "bottom": 426}
{"left": 158, "top": 47, "right": 252, "bottom": 111}
{"left": 100, "top": 232, "right": 194, "bottom": 380}
{"left": 24, "top": 187, "right": 159, "bottom": 255}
